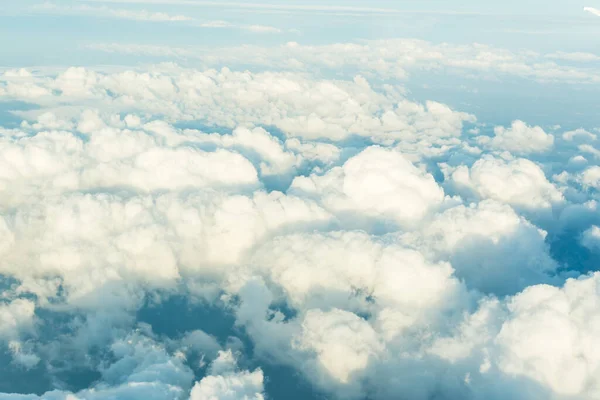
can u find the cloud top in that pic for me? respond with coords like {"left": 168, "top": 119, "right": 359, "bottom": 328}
{"left": 0, "top": 53, "right": 598, "bottom": 400}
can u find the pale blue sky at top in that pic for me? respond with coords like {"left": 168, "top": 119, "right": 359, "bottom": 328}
{"left": 1, "top": 0, "right": 600, "bottom": 67}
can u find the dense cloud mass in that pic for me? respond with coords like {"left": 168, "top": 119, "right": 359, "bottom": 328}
{"left": 0, "top": 39, "right": 598, "bottom": 400}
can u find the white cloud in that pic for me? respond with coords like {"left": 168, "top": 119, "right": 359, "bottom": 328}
{"left": 200, "top": 20, "right": 233, "bottom": 28}
{"left": 245, "top": 24, "right": 281, "bottom": 33}
{"left": 290, "top": 146, "right": 445, "bottom": 228}
{"left": 1, "top": 333, "right": 196, "bottom": 400}
{"left": 0, "top": 62, "right": 597, "bottom": 400}
{"left": 198, "top": 20, "right": 282, "bottom": 33}
{"left": 8, "top": 341, "right": 40, "bottom": 369}
{"left": 546, "top": 51, "right": 600, "bottom": 62}
{"left": 581, "top": 166, "right": 600, "bottom": 188}
{"left": 3, "top": 69, "right": 33, "bottom": 78}
{"left": 446, "top": 155, "right": 564, "bottom": 211}
{"left": 0, "top": 189, "right": 333, "bottom": 307}
{"left": 1, "top": 67, "right": 475, "bottom": 146}
{"left": 405, "top": 200, "right": 558, "bottom": 295}
{"left": 563, "top": 128, "right": 598, "bottom": 142}
{"left": 295, "top": 309, "right": 383, "bottom": 384}
{"left": 75, "top": 0, "right": 487, "bottom": 16}
{"left": 190, "top": 350, "right": 265, "bottom": 400}
{"left": 581, "top": 225, "right": 600, "bottom": 251}
{"left": 477, "top": 120, "right": 554, "bottom": 154}
{"left": 82, "top": 146, "right": 259, "bottom": 192}
{"left": 251, "top": 230, "right": 462, "bottom": 314}
{"left": 29, "top": 2, "right": 286, "bottom": 34}
{"left": 109, "top": 9, "right": 192, "bottom": 21}
{"left": 430, "top": 273, "right": 600, "bottom": 399}
{"left": 0, "top": 299, "right": 36, "bottom": 341}
{"left": 185, "top": 126, "right": 301, "bottom": 176}
{"left": 584, "top": 6, "right": 600, "bottom": 17}
{"left": 495, "top": 274, "right": 600, "bottom": 397}
{"left": 83, "top": 39, "right": 600, "bottom": 85}
{"left": 580, "top": 144, "right": 600, "bottom": 159}
{"left": 0, "top": 118, "right": 262, "bottom": 206}
{"left": 31, "top": 3, "right": 193, "bottom": 22}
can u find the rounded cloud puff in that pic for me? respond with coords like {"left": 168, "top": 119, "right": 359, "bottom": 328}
{"left": 0, "top": 299, "right": 36, "bottom": 341}
{"left": 582, "top": 226, "right": 600, "bottom": 251}
{"left": 295, "top": 309, "right": 383, "bottom": 384}
{"left": 496, "top": 274, "right": 600, "bottom": 397}
{"left": 478, "top": 120, "right": 554, "bottom": 154}
{"left": 2, "top": 67, "right": 475, "bottom": 145}
{"left": 581, "top": 166, "right": 600, "bottom": 189}
{"left": 447, "top": 156, "right": 564, "bottom": 211}
{"left": 252, "top": 231, "right": 462, "bottom": 315}
{"left": 407, "top": 200, "right": 558, "bottom": 295}
{"left": 190, "top": 350, "right": 265, "bottom": 400}
{"left": 290, "top": 146, "right": 445, "bottom": 229}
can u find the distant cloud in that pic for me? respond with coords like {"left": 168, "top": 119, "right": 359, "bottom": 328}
{"left": 582, "top": 225, "right": 600, "bottom": 251}
{"left": 584, "top": 6, "right": 600, "bottom": 16}
{"left": 200, "top": 20, "right": 234, "bottom": 28}
{"left": 199, "top": 20, "right": 283, "bottom": 33}
{"left": 31, "top": 3, "right": 285, "bottom": 32}
{"left": 479, "top": 120, "right": 555, "bottom": 155}
{"left": 446, "top": 155, "right": 564, "bottom": 211}
{"left": 246, "top": 24, "right": 282, "bottom": 33}
{"left": 31, "top": 2, "right": 193, "bottom": 22}
{"left": 78, "top": 0, "right": 488, "bottom": 16}
{"left": 84, "top": 39, "right": 600, "bottom": 85}
{"left": 546, "top": 51, "right": 600, "bottom": 62}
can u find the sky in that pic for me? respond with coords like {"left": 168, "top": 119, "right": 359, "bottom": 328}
{"left": 0, "top": 1, "right": 600, "bottom": 400}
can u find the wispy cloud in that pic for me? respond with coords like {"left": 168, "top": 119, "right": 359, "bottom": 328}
{"left": 85, "top": 43, "right": 198, "bottom": 58}
{"left": 83, "top": 39, "right": 600, "bottom": 85}
{"left": 77, "top": 0, "right": 487, "bottom": 16}
{"left": 31, "top": 2, "right": 193, "bottom": 22}
{"left": 245, "top": 25, "right": 282, "bottom": 33}
{"left": 198, "top": 20, "right": 283, "bottom": 33}
{"left": 584, "top": 6, "right": 600, "bottom": 17}
{"left": 547, "top": 51, "right": 600, "bottom": 62}
{"left": 199, "top": 20, "right": 233, "bottom": 28}
{"left": 32, "top": 3, "right": 284, "bottom": 32}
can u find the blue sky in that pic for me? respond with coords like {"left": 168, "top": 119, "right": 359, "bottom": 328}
{"left": 2, "top": 0, "right": 600, "bottom": 67}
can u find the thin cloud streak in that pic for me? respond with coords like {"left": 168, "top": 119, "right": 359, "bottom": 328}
{"left": 584, "top": 6, "right": 600, "bottom": 17}
{"left": 31, "top": 2, "right": 193, "bottom": 22}
{"left": 77, "top": 0, "right": 489, "bottom": 16}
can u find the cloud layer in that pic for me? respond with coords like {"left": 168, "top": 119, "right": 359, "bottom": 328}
{"left": 0, "top": 48, "right": 598, "bottom": 400}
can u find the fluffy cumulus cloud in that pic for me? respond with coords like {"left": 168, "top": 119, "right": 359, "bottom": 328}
{"left": 295, "top": 308, "right": 384, "bottom": 384}
{"left": 0, "top": 45, "right": 598, "bottom": 400}
{"left": 0, "top": 67, "right": 475, "bottom": 146}
{"left": 445, "top": 155, "right": 564, "bottom": 212}
{"left": 404, "top": 200, "right": 558, "bottom": 295}
{"left": 189, "top": 350, "right": 264, "bottom": 400}
{"left": 494, "top": 274, "right": 600, "bottom": 397}
{"left": 478, "top": 120, "right": 554, "bottom": 154}
{"left": 0, "top": 332, "right": 196, "bottom": 400}
{"left": 428, "top": 273, "right": 600, "bottom": 400}
{"left": 290, "top": 146, "right": 445, "bottom": 229}
{"left": 0, "top": 299, "right": 36, "bottom": 341}
{"left": 582, "top": 226, "right": 600, "bottom": 252}
{"left": 581, "top": 166, "right": 600, "bottom": 189}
